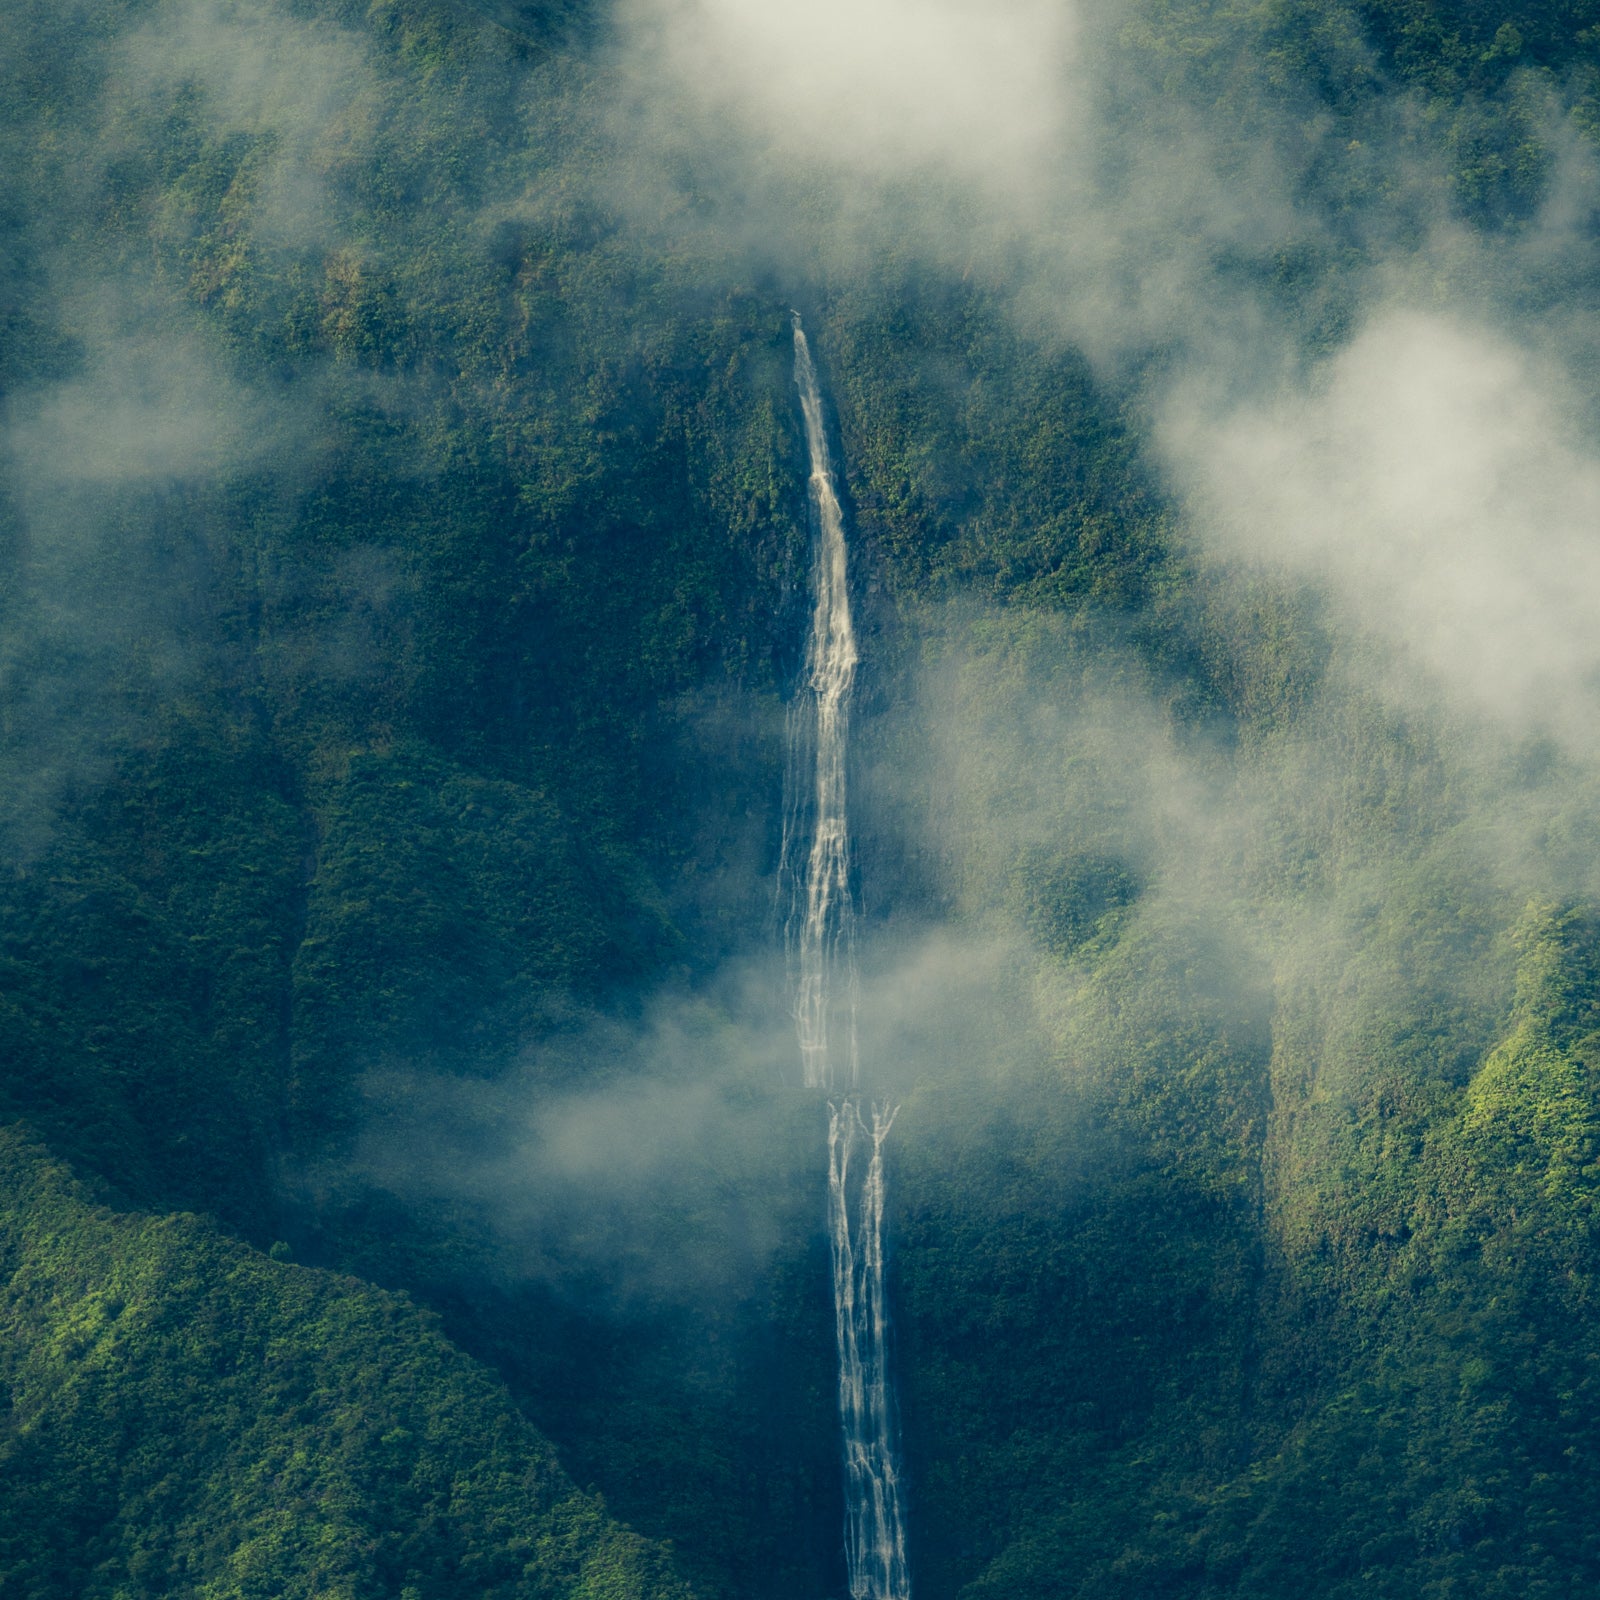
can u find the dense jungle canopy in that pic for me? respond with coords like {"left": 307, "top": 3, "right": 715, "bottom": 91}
{"left": 5, "top": 0, "right": 1600, "bottom": 1595}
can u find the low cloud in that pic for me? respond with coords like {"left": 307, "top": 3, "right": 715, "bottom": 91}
{"left": 118, "top": 0, "right": 373, "bottom": 247}
{"left": 8, "top": 297, "right": 281, "bottom": 489}
{"left": 623, "top": 0, "right": 1078, "bottom": 193}
{"left": 1163, "top": 307, "right": 1600, "bottom": 760}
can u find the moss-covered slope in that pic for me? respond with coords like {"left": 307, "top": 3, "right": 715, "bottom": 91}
{"left": 0, "top": 1125, "right": 693, "bottom": 1600}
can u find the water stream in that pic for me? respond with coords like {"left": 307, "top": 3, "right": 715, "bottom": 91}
{"left": 785, "top": 312, "right": 912, "bottom": 1600}
{"left": 787, "top": 312, "right": 860, "bottom": 1096}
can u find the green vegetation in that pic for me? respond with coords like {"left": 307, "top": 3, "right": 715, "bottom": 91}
{"left": 4, "top": 0, "right": 1600, "bottom": 1595}
{"left": 0, "top": 1125, "right": 691, "bottom": 1600}
{"left": 883, "top": 643, "right": 1600, "bottom": 1594}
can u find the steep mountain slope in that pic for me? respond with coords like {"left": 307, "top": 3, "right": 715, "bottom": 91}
{"left": 5, "top": 0, "right": 1600, "bottom": 1596}
{"left": 0, "top": 1126, "right": 692, "bottom": 1600}
{"left": 0, "top": 0, "right": 802, "bottom": 1590}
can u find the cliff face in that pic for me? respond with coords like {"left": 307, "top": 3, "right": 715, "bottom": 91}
{"left": 4, "top": 0, "right": 1600, "bottom": 1596}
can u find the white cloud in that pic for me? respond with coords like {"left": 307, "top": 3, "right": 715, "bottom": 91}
{"left": 9, "top": 316, "right": 275, "bottom": 487}
{"left": 1164, "top": 308, "right": 1600, "bottom": 755}
{"left": 623, "top": 0, "right": 1079, "bottom": 193}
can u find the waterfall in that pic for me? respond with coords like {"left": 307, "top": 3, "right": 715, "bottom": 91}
{"left": 785, "top": 312, "right": 912, "bottom": 1600}
{"left": 828, "top": 1099, "right": 910, "bottom": 1600}
{"left": 786, "top": 312, "right": 860, "bottom": 1095}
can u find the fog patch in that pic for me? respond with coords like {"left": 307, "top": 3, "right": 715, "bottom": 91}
{"left": 8, "top": 294, "right": 283, "bottom": 491}
{"left": 623, "top": 0, "right": 1078, "bottom": 195}
{"left": 1163, "top": 308, "right": 1600, "bottom": 761}
{"left": 346, "top": 913, "right": 1039, "bottom": 1305}
{"left": 118, "top": 0, "right": 373, "bottom": 247}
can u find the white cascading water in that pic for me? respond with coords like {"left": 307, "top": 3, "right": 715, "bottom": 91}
{"left": 787, "top": 311, "right": 860, "bottom": 1095}
{"left": 828, "top": 1098, "right": 910, "bottom": 1600}
{"left": 785, "top": 312, "right": 912, "bottom": 1600}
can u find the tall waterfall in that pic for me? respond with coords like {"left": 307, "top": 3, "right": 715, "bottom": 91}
{"left": 785, "top": 313, "right": 912, "bottom": 1600}
{"left": 787, "top": 313, "right": 860, "bottom": 1096}
{"left": 827, "top": 1099, "right": 910, "bottom": 1600}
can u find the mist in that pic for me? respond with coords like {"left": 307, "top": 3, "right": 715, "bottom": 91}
{"left": 1163, "top": 307, "right": 1600, "bottom": 757}
{"left": 9, "top": 1, "right": 1600, "bottom": 1592}
{"left": 6, "top": 0, "right": 1597, "bottom": 1205}
{"left": 622, "top": 0, "right": 1079, "bottom": 192}
{"left": 607, "top": 0, "right": 1600, "bottom": 744}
